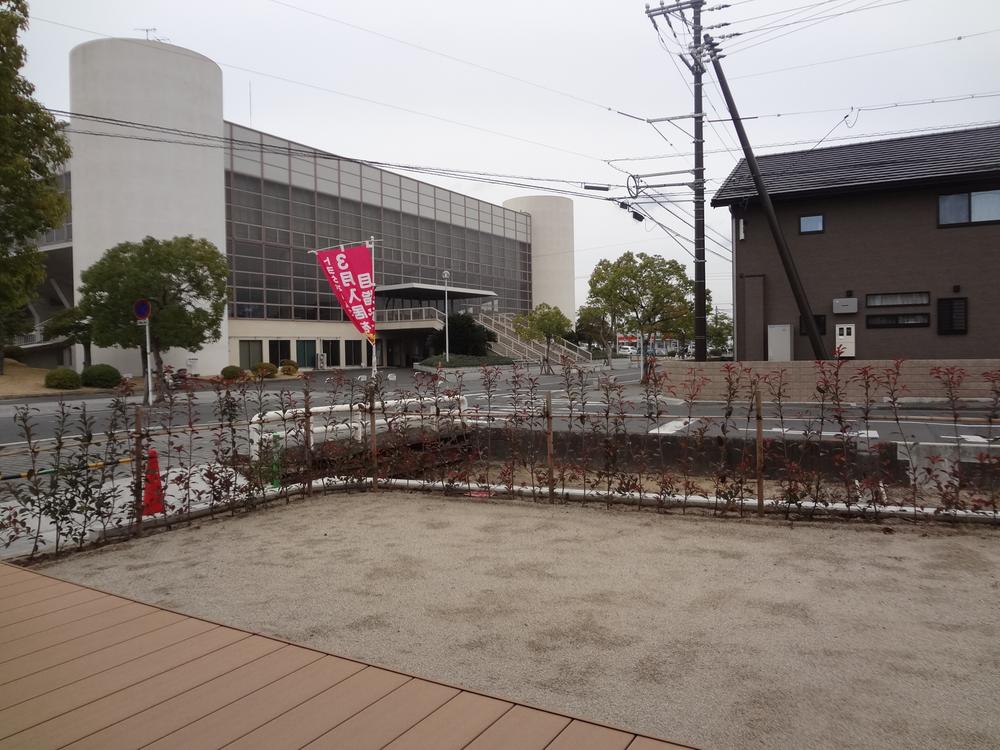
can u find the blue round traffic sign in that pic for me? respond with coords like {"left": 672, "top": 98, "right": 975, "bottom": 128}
{"left": 133, "top": 299, "right": 151, "bottom": 320}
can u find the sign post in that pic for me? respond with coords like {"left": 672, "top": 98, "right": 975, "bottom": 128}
{"left": 133, "top": 299, "right": 153, "bottom": 405}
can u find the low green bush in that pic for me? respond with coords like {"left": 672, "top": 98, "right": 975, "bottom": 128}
{"left": 221, "top": 365, "right": 243, "bottom": 380}
{"left": 280, "top": 359, "right": 299, "bottom": 375}
{"left": 44, "top": 367, "right": 82, "bottom": 390}
{"left": 2, "top": 345, "right": 25, "bottom": 361}
{"left": 253, "top": 361, "right": 278, "bottom": 378}
{"left": 80, "top": 363, "right": 122, "bottom": 388}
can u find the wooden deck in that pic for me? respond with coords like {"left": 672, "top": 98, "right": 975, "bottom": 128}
{"left": 0, "top": 563, "right": 695, "bottom": 749}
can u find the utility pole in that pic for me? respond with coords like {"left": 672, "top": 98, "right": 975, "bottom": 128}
{"left": 645, "top": 1, "right": 707, "bottom": 361}
{"left": 704, "top": 35, "right": 829, "bottom": 360}
{"left": 691, "top": 1, "right": 707, "bottom": 363}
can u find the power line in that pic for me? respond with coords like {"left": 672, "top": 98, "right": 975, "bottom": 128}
{"left": 726, "top": 0, "right": 914, "bottom": 51}
{"left": 53, "top": 110, "right": 630, "bottom": 203}
{"left": 31, "top": 15, "right": 614, "bottom": 165}
{"left": 265, "top": 0, "right": 649, "bottom": 124}
{"left": 605, "top": 119, "right": 1000, "bottom": 162}
{"left": 731, "top": 25, "right": 999, "bottom": 74}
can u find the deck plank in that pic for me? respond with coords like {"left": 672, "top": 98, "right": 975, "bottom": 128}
{"left": 0, "top": 577, "right": 63, "bottom": 597}
{"left": 9, "top": 636, "right": 283, "bottom": 749}
{"left": 62, "top": 644, "right": 322, "bottom": 750}
{"left": 0, "top": 581, "right": 80, "bottom": 613}
{"left": 464, "top": 705, "right": 573, "bottom": 750}
{"left": 0, "top": 596, "right": 129, "bottom": 645}
{"left": 546, "top": 719, "right": 636, "bottom": 750}
{"left": 0, "top": 588, "right": 106, "bottom": 628}
{"left": 627, "top": 736, "right": 697, "bottom": 749}
{"left": 0, "top": 623, "right": 238, "bottom": 739}
{"left": 303, "top": 678, "right": 459, "bottom": 749}
{"left": 226, "top": 667, "right": 410, "bottom": 750}
{"left": 0, "top": 602, "right": 157, "bottom": 668}
{"left": 0, "top": 610, "right": 191, "bottom": 706}
{"left": 0, "top": 564, "right": 694, "bottom": 750}
{"left": 384, "top": 691, "right": 512, "bottom": 750}
{"left": 146, "top": 654, "right": 365, "bottom": 749}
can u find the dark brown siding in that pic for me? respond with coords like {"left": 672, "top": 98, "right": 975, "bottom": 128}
{"left": 732, "top": 183, "right": 1000, "bottom": 360}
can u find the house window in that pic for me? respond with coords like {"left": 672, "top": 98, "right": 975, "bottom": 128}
{"left": 798, "top": 314, "right": 827, "bottom": 336}
{"left": 799, "top": 214, "right": 824, "bottom": 234}
{"left": 937, "top": 298, "right": 968, "bottom": 335}
{"left": 866, "top": 313, "right": 930, "bottom": 329}
{"left": 938, "top": 189, "right": 1000, "bottom": 225}
{"left": 865, "top": 292, "right": 930, "bottom": 307}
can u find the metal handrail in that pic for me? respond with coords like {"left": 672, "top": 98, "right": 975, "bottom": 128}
{"left": 374, "top": 307, "right": 446, "bottom": 324}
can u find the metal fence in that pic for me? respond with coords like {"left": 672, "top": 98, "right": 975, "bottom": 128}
{"left": 2, "top": 359, "right": 999, "bottom": 559}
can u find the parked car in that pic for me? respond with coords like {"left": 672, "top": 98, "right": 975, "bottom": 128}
{"left": 618, "top": 345, "right": 637, "bottom": 355}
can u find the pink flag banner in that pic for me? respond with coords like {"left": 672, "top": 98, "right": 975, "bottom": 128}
{"left": 315, "top": 243, "right": 376, "bottom": 344}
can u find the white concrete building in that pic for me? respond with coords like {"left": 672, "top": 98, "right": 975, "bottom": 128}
{"left": 27, "top": 39, "right": 578, "bottom": 374}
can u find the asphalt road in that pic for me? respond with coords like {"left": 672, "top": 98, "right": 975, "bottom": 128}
{"left": 1, "top": 365, "right": 996, "bottom": 457}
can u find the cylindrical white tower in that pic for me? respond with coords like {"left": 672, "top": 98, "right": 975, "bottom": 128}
{"left": 503, "top": 195, "right": 576, "bottom": 318}
{"left": 69, "top": 39, "right": 228, "bottom": 375}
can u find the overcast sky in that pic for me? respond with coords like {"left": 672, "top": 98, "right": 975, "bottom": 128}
{"left": 20, "top": 0, "right": 1000, "bottom": 314}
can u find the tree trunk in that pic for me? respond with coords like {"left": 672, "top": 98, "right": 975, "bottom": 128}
{"left": 139, "top": 346, "right": 149, "bottom": 405}
{"left": 0, "top": 348, "right": 5, "bottom": 376}
{"left": 82, "top": 341, "right": 92, "bottom": 369}
{"left": 151, "top": 341, "right": 166, "bottom": 403}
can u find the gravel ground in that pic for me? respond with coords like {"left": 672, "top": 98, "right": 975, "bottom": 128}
{"left": 38, "top": 491, "right": 1000, "bottom": 750}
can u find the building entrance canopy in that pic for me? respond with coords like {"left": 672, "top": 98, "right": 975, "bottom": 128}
{"left": 375, "top": 283, "right": 497, "bottom": 301}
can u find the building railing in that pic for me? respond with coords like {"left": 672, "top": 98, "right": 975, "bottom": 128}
{"left": 374, "top": 307, "right": 446, "bottom": 325}
{"left": 477, "top": 312, "right": 592, "bottom": 363}
{"left": 12, "top": 326, "right": 45, "bottom": 347}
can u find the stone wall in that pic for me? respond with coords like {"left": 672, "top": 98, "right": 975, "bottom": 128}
{"left": 650, "top": 359, "right": 1000, "bottom": 402}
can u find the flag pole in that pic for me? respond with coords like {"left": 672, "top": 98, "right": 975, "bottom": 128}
{"left": 369, "top": 235, "right": 377, "bottom": 379}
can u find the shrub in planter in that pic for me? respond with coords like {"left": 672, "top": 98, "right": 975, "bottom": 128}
{"left": 221, "top": 365, "right": 243, "bottom": 380}
{"left": 253, "top": 361, "right": 278, "bottom": 378}
{"left": 80, "top": 363, "right": 122, "bottom": 388}
{"left": 45, "top": 367, "right": 82, "bottom": 390}
{"left": 279, "top": 359, "right": 298, "bottom": 375}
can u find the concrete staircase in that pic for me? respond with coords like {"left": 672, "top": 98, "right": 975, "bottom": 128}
{"left": 476, "top": 312, "right": 592, "bottom": 365}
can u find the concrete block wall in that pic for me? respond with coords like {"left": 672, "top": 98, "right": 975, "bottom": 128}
{"left": 650, "top": 359, "right": 1000, "bottom": 402}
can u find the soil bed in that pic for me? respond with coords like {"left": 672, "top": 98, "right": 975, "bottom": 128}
{"left": 38, "top": 490, "right": 1000, "bottom": 750}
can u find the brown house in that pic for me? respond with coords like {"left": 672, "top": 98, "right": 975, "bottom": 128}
{"left": 712, "top": 124, "right": 1000, "bottom": 361}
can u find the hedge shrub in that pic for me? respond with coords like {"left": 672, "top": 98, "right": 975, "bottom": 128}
{"left": 80, "top": 363, "right": 122, "bottom": 388}
{"left": 253, "top": 361, "right": 278, "bottom": 378}
{"left": 279, "top": 359, "right": 298, "bottom": 375}
{"left": 44, "top": 367, "right": 82, "bottom": 390}
{"left": 221, "top": 365, "right": 243, "bottom": 380}
{"left": 3, "top": 346, "right": 24, "bottom": 361}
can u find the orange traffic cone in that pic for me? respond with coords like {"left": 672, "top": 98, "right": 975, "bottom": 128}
{"left": 143, "top": 448, "right": 165, "bottom": 516}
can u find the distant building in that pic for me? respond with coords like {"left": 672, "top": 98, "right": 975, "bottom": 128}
{"left": 712, "top": 125, "right": 1000, "bottom": 361}
{"left": 25, "top": 38, "right": 575, "bottom": 373}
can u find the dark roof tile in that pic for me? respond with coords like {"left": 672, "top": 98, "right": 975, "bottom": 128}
{"left": 711, "top": 124, "right": 1000, "bottom": 206}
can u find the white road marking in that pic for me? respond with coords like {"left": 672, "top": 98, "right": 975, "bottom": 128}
{"left": 739, "top": 427, "right": 878, "bottom": 439}
{"left": 940, "top": 434, "right": 989, "bottom": 443}
{"left": 649, "top": 419, "right": 698, "bottom": 434}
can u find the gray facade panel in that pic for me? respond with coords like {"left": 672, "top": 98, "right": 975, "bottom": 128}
{"left": 223, "top": 124, "right": 532, "bottom": 322}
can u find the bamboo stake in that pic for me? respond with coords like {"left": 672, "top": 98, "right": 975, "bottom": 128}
{"left": 755, "top": 389, "right": 765, "bottom": 517}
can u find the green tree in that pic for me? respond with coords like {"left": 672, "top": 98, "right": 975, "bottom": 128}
{"left": 707, "top": 307, "right": 733, "bottom": 355}
{"left": 0, "top": 1, "right": 72, "bottom": 375}
{"left": 42, "top": 307, "right": 93, "bottom": 368}
{"left": 587, "top": 252, "right": 694, "bottom": 355}
{"left": 575, "top": 303, "right": 614, "bottom": 366}
{"left": 427, "top": 313, "right": 496, "bottom": 357}
{"left": 512, "top": 303, "right": 571, "bottom": 374}
{"left": 78, "top": 236, "right": 228, "bottom": 399}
